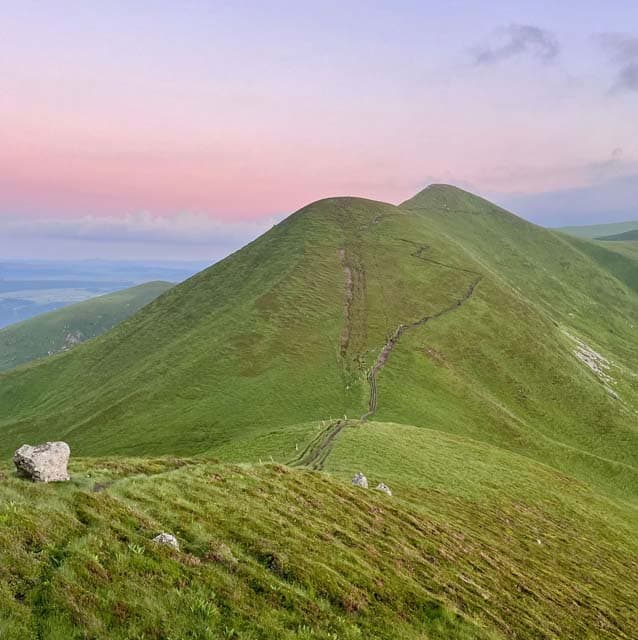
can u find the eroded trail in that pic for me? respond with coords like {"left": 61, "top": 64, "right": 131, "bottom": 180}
{"left": 361, "top": 276, "right": 481, "bottom": 420}
{"left": 296, "top": 238, "right": 482, "bottom": 467}
{"left": 361, "top": 240, "right": 482, "bottom": 421}
{"left": 291, "top": 420, "right": 346, "bottom": 470}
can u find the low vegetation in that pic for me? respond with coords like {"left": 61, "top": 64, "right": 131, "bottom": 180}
{"left": 1, "top": 447, "right": 636, "bottom": 639}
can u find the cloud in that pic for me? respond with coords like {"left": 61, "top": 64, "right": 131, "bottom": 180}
{"left": 597, "top": 33, "right": 638, "bottom": 93}
{"left": 4, "top": 212, "right": 279, "bottom": 247}
{"left": 0, "top": 212, "right": 281, "bottom": 260}
{"left": 472, "top": 24, "right": 560, "bottom": 66}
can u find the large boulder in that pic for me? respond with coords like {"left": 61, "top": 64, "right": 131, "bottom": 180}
{"left": 13, "top": 442, "right": 70, "bottom": 483}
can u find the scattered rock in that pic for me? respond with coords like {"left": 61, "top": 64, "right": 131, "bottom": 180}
{"left": 153, "top": 533, "right": 179, "bottom": 550}
{"left": 375, "top": 482, "right": 392, "bottom": 496}
{"left": 13, "top": 442, "right": 70, "bottom": 482}
{"left": 352, "top": 472, "right": 368, "bottom": 488}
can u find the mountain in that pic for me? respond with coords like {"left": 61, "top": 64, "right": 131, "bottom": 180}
{"left": 1, "top": 186, "right": 636, "bottom": 497}
{"left": 556, "top": 219, "right": 638, "bottom": 239}
{"left": 0, "top": 281, "right": 173, "bottom": 372}
{"left": 596, "top": 229, "right": 638, "bottom": 241}
{"left": 1, "top": 185, "right": 637, "bottom": 638}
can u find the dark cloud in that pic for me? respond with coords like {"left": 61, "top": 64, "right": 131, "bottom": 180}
{"left": 597, "top": 33, "right": 638, "bottom": 93}
{"left": 473, "top": 24, "right": 560, "bottom": 66}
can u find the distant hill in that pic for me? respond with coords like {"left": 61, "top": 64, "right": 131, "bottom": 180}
{"left": 556, "top": 220, "right": 638, "bottom": 239}
{"left": 0, "top": 281, "right": 172, "bottom": 372}
{"left": 0, "top": 260, "right": 205, "bottom": 329}
{"left": 596, "top": 228, "right": 638, "bottom": 241}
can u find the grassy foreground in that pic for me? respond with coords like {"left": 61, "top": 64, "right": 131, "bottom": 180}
{"left": 0, "top": 443, "right": 636, "bottom": 640}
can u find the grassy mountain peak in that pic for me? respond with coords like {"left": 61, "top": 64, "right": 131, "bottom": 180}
{"left": 1, "top": 185, "right": 637, "bottom": 637}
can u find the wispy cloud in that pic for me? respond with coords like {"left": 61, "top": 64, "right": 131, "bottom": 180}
{"left": 472, "top": 24, "right": 560, "bottom": 66}
{"left": 596, "top": 33, "right": 638, "bottom": 93}
{"left": 1, "top": 212, "right": 281, "bottom": 260}
{"left": 3, "top": 212, "right": 279, "bottom": 248}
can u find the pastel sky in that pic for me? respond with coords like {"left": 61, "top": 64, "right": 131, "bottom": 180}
{"left": 1, "top": 1, "right": 637, "bottom": 260}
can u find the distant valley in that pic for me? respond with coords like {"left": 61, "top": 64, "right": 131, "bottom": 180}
{"left": 0, "top": 260, "right": 205, "bottom": 329}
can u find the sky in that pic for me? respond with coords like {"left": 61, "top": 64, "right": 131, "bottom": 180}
{"left": 1, "top": 0, "right": 637, "bottom": 260}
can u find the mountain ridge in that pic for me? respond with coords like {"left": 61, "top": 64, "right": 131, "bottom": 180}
{"left": 0, "top": 185, "right": 636, "bottom": 502}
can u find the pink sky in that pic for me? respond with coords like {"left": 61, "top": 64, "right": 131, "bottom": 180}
{"left": 1, "top": 1, "right": 637, "bottom": 258}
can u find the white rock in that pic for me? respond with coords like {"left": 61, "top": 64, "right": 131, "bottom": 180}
{"left": 13, "top": 442, "right": 70, "bottom": 483}
{"left": 153, "top": 533, "right": 179, "bottom": 550}
{"left": 352, "top": 472, "right": 368, "bottom": 488}
{"left": 375, "top": 482, "right": 392, "bottom": 496}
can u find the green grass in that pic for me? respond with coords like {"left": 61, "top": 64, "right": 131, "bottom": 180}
{"left": 0, "top": 282, "right": 172, "bottom": 372}
{"left": 0, "top": 187, "right": 637, "bottom": 505}
{"left": 0, "top": 449, "right": 635, "bottom": 639}
{"left": 1, "top": 184, "right": 638, "bottom": 636}
{"left": 596, "top": 229, "right": 638, "bottom": 241}
{"left": 556, "top": 220, "right": 638, "bottom": 239}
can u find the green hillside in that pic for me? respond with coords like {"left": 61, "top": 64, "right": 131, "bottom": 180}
{"left": 1, "top": 184, "right": 638, "bottom": 637}
{"left": 0, "top": 282, "right": 173, "bottom": 372}
{"left": 557, "top": 220, "right": 638, "bottom": 239}
{"left": 596, "top": 228, "right": 638, "bottom": 241}
{"left": 0, "top": 187, "right": 637, "bottom": 501}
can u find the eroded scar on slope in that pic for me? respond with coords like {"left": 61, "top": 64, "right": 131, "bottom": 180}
{"left": 338, "top": 248, "right": 354, "bottom": 358}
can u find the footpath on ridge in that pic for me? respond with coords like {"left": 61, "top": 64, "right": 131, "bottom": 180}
{"left": 292, "top": 237, "right": 482, "bottom": 470}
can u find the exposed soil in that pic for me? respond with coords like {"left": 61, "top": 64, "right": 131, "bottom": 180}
{"left": 338, "top": 249, "right": 354, "bottom": 358}
{"left": 297, "top": 237, "right": 483, "bottom": 467}
{"left": 361, "top": 240, "right": 482, "bottom": 420}
{"left": 293, "top": 420, "right": 346, "bottom": 470}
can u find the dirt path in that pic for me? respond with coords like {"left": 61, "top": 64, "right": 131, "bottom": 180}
{"left": 338, "top": 249, "right": 354, "bottom": 357}
{"left": 291, "top": 420, "right": 346, "bottom": 470}
{"left": 295, "top": 238, "right": 482, "bottom": 468}
{"left": 361, "top": 240, "right": 482, "bottom": 420}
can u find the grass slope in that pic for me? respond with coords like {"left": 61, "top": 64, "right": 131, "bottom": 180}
{"left": 0, "top": 282, "right": 173, "bottom": 372}
{"left": 0, "top": 447, "right": 635, "bottom": 639}
{"left": 1, "top": 185, "right": 638, "bottom": 637}
{"left": 596, "top": 229, "right": 638, "bottom": 241}
{"left": 556, "top": 220, "right": 638, "bottom": 239}
{"left": 0, "top": 187, "right": 637, "bottom": 505}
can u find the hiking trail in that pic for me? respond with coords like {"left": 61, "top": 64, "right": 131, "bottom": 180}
{"left": 295, "top": 236, "right": 482, "bottom": 468}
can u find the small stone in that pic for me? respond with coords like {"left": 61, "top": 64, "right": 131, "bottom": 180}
{"left": 13, "top": 442, "right": 70, "bottom": 483}
{"left": 375, "top": 482, "right": 392, "bottom": 496}
{"left": 153, "top": 533, "right": 179, "bottom": 550}
{"left": 352, "top": 472, "right": 368, "bottom": 488}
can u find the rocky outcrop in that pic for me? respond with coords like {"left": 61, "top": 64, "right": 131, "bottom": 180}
{"left": 13, "top": 442, "right": 70, "bottom": 482}
{"left": 352, "top": 472, "right": 368, "bottom": 488}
